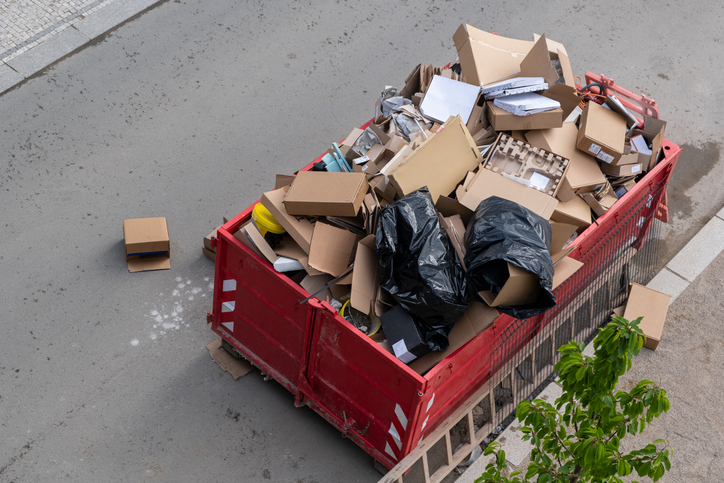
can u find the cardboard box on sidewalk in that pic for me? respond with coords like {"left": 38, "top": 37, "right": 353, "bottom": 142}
{"left": 123, "top": 217, "right": 170, "bottom": 272}
{"left": 623, "top": 283, "right": 671, "bottom": 350}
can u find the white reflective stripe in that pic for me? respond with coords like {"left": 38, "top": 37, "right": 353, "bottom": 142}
{"left": 418, "top": 436, "right": 423, "bottom": 446}
{"left": 394, "top": 404, "right": 408, "bottom": 430}
{"left": 384, "top": 442, "right": 397, "bottom": 460}
{"left": 223, "top": 279, "right": 237, "bottom": 291}
{"left": 637, "top": 216, "right": 645, "bottom": 227}
{"left": 645, "top": 195, "right": 653, "bottom": 208}
{"left": 421, "top": 415, "right": 430, "bottom": 431}
{"left": 222, "top": 321, "right": 234, "bottom": 332}
{"left": 388, "top": 423, "right": 402, "bottom": 450}
{"left": 426, "top": 393, "right": 435, "bottom": 413}
{"left": 221, "top": 301, "right": 235, "bottom": 312}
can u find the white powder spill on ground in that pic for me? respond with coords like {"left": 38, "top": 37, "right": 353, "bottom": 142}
{"left": 131, "top": 275, "right": 215, "bottom": 345}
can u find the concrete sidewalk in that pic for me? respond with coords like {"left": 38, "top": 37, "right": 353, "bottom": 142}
{"left": 1, "top": 0, "right": 162, "bottom": 94}
{"left": 459, "top": 209, "right": 724, "bottom": 482}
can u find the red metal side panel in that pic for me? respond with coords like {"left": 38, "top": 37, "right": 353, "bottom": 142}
{"left": 303, "top": 301, "right": 426, "bottom": 469}
{"left": 211, "top": 208, "right": 312, "bottom": 395}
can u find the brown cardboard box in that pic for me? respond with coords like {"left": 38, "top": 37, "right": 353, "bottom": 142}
{"left": 261, "top": 188, "right": 315, "bottom": 253}
{"left": 550, "top": 194, "right": 592, "bottom": 230}
{"left": 599, "top": 161, "right": 643, "bottom": 178}
{"left": 284, "top": 171, "right": 368, "bottom": 218}
{"left": 439, "top": 214, "right": 467, "bottom": 270}
{"left": 307, "top": 222, "right": 359, "bottom": 277}
{"left": 626, "top": 116, "right": 667, "bottom": 171}
{"left": 388, "top": 115, "right": 482, "bottom": 203}
{"left": 486, "top": 102, "right": 563, "bottom": 131}
{"left": 576, "top": 102, "right": 627, "bottom": 165}
{"left": 409, "top": 301, "right": 499, "bottom": 374}
{"left": 203, "top": 217, "right": 229, "bottom": 261}
{"left": 525, "top": 123, "right": 606, "bottom": 196}
{"left": 457, "top": 167, "right": 559, "bottom": 219}
{"left": 623, "top": 283, "right": 670, "bottom": 350}
{"left": 123, "top": 217, "right": 170, "bottom": 272}
{"left": 453, "top": 25, "right": 571, "bottom": 87}
{"left": 483, "top": 133, "right": 569, "bottom": 198}
{"left": 436, "top": 195, "right": 474, "bottom": 226}
{"left": 478, "top": 261, "right": 542, "bottom": 307}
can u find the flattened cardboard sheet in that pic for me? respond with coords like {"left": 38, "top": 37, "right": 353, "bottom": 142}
{"left": 206, "top": 338, "right": 254, "bottom": 380}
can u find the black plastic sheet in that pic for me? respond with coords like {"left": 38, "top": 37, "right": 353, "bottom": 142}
{"left": 464, "top": 196, "right": 555, "bottom": 320}
{"left": 376, "top": 188, "right": 469, "bottom": 351}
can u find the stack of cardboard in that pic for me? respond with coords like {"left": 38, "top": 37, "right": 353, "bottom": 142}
{"left": 202, "top": 23, "right": 668, "bottom": 373}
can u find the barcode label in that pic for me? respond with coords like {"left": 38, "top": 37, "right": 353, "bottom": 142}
{"left": 597, "top": 151, "right": 614, "bottom": 164}
{"left": 631, "top": 165, "right": 641, "bottom": 173}
{"left": 588, "top": 143, "right": 602, "bottom": 155}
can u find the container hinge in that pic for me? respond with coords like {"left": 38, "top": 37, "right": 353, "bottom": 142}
{"left": 206, "top": 312, "right": 213, "bottom": 324}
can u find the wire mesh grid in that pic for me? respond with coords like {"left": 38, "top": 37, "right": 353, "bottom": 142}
{"left": 487, "top": 177, "right": 666, "bottom": 428}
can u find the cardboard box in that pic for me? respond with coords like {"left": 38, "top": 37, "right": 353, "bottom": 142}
{"left": 486, "top": 102, "right": 563, "bottom": 131}
{"left": 483, "top": 133, "right": 569, "bottom": 198}
{"left": 380, "top": 305, "right": 430, "bottom": 364}
{"left": 123, "top": 217, "right": 170, "bottom": 272}
{"left": 457, "top": 167, "right": 559, "bottom": 220}
{"left": 436, "top": 195, "right": 474, "bottom": 226}
{"left": 261, "top": 188, "right": 315, "bottom": 253}
{"left": 525, "top": 123, "right": 606, "bottom": 196}
{"left": 307, "top": 222, "right": 359, "bottom": 277}
{"left": 550, "top": 195, "right": 592, "bottom": 230}
{"left": 623, "top": 283, "right": 671, "bottom": 350}
{"left": 576, "top": 102, "right": 627, "bottom": 165}
{"left": 203, "top": 218, "right": 229, "bottom": 261}
{"left": 439, "top": 214, "right": 467, "bottom": 270}
{"left": 626, "top": 116, "right": 667, "bottom": 171}
{"left": 409, "top": 301, "right": 499, "bottom": 374}
{"left": 477, "top": 260, "right": 542, "bottom": 308}
{"left": 453, "top": 25, "right": 569, "bottom": 87}
{"left": 388, "top": 115, "right": 482, "bottom": 203}
{"left": 599, "top": 161, "right": 643, "bottom": 178}
{"left": 283, "top": 171, "right": 368, "bottom": 218}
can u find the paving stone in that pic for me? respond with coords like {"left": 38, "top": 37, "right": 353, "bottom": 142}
{"left": 5, "top": 26, "right": 89, "bottom": 78}
{"left": 666, "top": 216, "right": 724, "bottom": 283}
{"left": 73, "top": 0, "right": 159, "bottom": 39}
{"left": 646, "top": 267, "right": 691, "bottom": 306}
{"left": 0, "top": 63, "right": 25, "bottom": 94}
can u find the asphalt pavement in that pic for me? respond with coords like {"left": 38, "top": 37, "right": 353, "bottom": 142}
{"left": 1, "top": 1, "right": 723, "bottom": 482}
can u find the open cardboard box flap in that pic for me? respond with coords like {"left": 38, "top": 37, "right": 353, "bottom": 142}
{"left": 350, "top": 235, "right": 380, "bottom": 315}
{"left": 261, "top": 188, "right": 315, "bottom": 253}
{"left": 389, "top": 115, "right": 482, "bottom": 203}
{"left": 453, "top": 25, "right": 573, "bottom": 87}
{"left": 308, "top": 222, "right": 360, "bottom": 278}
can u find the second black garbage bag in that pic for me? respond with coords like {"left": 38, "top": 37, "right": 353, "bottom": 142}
{"left": 376, "top": 188, "right": 469, "bottom": 351}
{"left": 464, "top": 196, "right": 556, "bottom": 320}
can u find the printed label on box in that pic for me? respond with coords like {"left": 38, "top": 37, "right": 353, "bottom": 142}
{"left": 588, "top": 143, "right": 602, "bottom": 155}
{"left": 596, "top": 151, "right": 614, "bottom": 164}
{"left": 392, "top": 340, "right": 416, "bottom": 364}
{"left": 355, "top": 155, "right": 370, "bottom": 165}
{"left": 631, "top": 165, "right": 641, "bottom": 173}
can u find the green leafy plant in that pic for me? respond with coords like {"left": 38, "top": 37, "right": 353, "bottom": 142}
{"left": 476, "top": 316, "right": 672, "bottom": 483}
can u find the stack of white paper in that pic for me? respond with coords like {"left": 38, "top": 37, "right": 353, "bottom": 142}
{"left": 493, "top": 93, "right": 561, "bottom": 117}
{"left": 419, "top": 75, "right": 481, "bottom": 124}
{"left": 482, "top": 77, "right": 547, "bottom": 99}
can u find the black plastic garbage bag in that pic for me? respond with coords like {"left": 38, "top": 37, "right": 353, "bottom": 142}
{"left": 464, "top": 196, "right": 555, "bottom": 320}
{"left": 376, "top": 188, "right": 469, "bottom": 351}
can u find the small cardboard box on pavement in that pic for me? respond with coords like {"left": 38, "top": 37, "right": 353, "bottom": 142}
{"left": 123, "top": 217, "right": 170, "bottom": 272}
{"left": 284, "top": 171, "right": 368, "bottom": 218}
{"left": 203, "top": 217, "right": 229, "bottom": 261}
{"left": 576, "top": 101, "right": 627, "bottom": 165}
{"left": 622, "top": 283, "right": 671, "bottom": 350}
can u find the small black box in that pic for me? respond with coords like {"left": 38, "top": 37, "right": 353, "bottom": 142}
{"left": 380, "top": 305, "right": 430, "bottom": 363}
